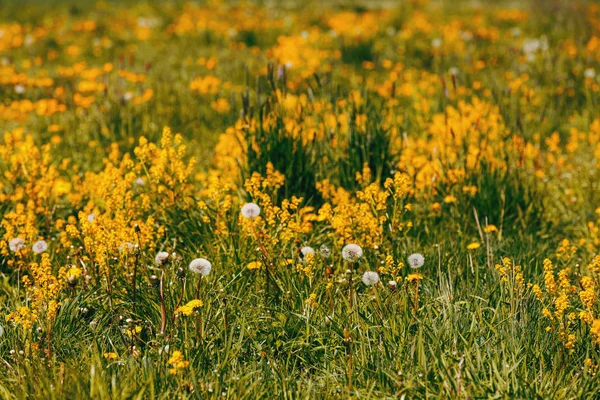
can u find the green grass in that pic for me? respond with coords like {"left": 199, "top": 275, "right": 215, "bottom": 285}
{"left": 1, "top": 0, "right": 600, "bottom": 398}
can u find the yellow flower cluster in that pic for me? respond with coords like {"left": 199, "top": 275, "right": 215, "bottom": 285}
{"left": 317, "top": 166, "right": 412, "bottom": 248}
{"left": 6, "top": 253, "right": 65, "bottom": 331}
{"left": 134, "top": 127, "right": 197, "bottom": 209}
{"left": 0, "top": 128, "right": 67, "bottom": 256}
{"left": 533, "top": 250, "right": 600, "bottom": 352}
{"left": 1, "top": 126, "right": 207, "bottom": 332}
{"left": 406, "top": 273, "right": 424, "bottom": 284}
{"left": 495, "top": 257, "right": 524, "bottom": 293}
{"left": 241, "top": 163, "right": 315, "bottom": 249}
{"left": 189, "top": 75, "right": 222, "bottom": 95}
{"left": 175, "top": 300, "right": 203, "bottom": 316}
{"left": 195, "top": 172, "right": 237, "bottom": 235}
{"left": 103, "top": 352, "right": 118, "bottom": 360}
{"left": 246, "top": 261, "right": 263, "bottom": 271}
{"left": 167, "top": 350, "right": 189, "bottom": 375}
{"left": 327, "top": 10, "right": 390, "bottom": 39}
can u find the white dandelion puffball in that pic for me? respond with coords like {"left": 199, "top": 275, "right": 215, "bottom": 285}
{"left": 362, "top": 271, "right": 379, "bottom": 286}
{"left": 300, "top": 246, "right": 315, "bottom": 262}
{"left": 408, "top": 253, "right": 425, "bottom": 269}
{"left": 319, "top": 245, "right": 331, "bottom": 259}
{"left": 189, "top": 258, "right": 212, "bottom": 276}
{"left": 32, "top": 240, "right": 48, "bottom": 254}
{"left": 342, "top": 244, "right": 363, "bottom": 262}
{"left": 155, "top": 251, "right": 170, "bottom": 266}
{"left": 119, "top": 242, "right": 135, "bottom": 252}
{"left": 241, "top": 202, "right": 260, "bottom": 219}
{"left": 584, "top": 68, "right": 596, "bottom": 79}
{"left": 9, "top": 238, "right": 25, "bottom": 252}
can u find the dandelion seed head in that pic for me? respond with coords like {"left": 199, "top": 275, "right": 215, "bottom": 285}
{"left": 408, "top": 253, "right": 425, "bottom": 269}
{"left": 149, "top": 275, "right": 159, "bottom": 287}
{"left": 9, "top": 238, "right": 25, "bottom": 252}
{"left": 155, "top": 251, "right": 169, "bottom": 266}
{"left": 32, "top": 240, "right": 48, "bottom": 254}
{"left": 299, "top": 246, "right": 315, "bottom": 262}
{"left": 119, "top": 242, "right": 134, "bottom": 252}
{"left": 241, "top": 202, "right": 260, "bottom": 219}
{"left": 585, "top": 68, "right": 596, "bottom": 79}
{"left": 460, "top": 31, "right": 473, "bottom": 41}
{"left": 319, "top": 245, "right": 331, "bottom": 259}
{"left": 189, "top": 258, "right": 212, "bottom": 276}
{"left": 342, "top": 244, "right": 363, "bottom": 262}
{"left": 362, "top": 271, "right": 379, "bottom": 286}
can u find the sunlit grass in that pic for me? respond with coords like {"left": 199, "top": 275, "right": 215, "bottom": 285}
{"left": 1, "top": 0, "right": 600, "bottom": 398}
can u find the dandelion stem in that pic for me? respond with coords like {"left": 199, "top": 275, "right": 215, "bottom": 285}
{"left": 414, "top": 280, "right": 419, "bottom": 315}
{"left": 172, "top": 278, "right": 186, "bottom": 324}
{"left": 325, "top": 265, "right": 334, "bottom": 314}
{"left": 132, "top": 225, "right": 142, "bottom": 316}
{"left": 223, "top": 296, "right": 228, "bottom": 331}
{"left": 132, "top": 258, "right": 138, "bottom": 315}
{"left": 195, "top": 276, "right": 202, "bottom": 299}
{"left": 348, "top": 265, "right": 354, "bottom": 310}
{"left": 252, "top": 223, "right": 275, "bottom": 304}
{"left": 159, "top": 269, "right": 166, "bottom": 335}
{"left": 344, "top": 328, "right": 353, "bottom": 393}
{"left": 264, "top": 262, "right": 270, "bottom": 305}
{"left": 196, "top": 312, "right": 203, "bottom": 341}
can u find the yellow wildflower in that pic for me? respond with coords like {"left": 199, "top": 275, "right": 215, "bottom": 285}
{"left": 168, "top": 350, "right": 189, "bottom": 374}
{"left": 406, "top": 273, "right": 424, "bottom": 283}
{"left": 175, "top": 299, "right": 203, "bottom": 316}
{"left": 247, "top": 261, "right": 263, "bottom": 271}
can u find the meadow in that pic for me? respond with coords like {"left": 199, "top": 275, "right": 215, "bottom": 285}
{"left": 1, "top": 0, "right": 600, "bottom": 398}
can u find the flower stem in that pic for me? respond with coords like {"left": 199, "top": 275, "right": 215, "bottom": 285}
{"left": 159, "top": 269, "right": 166, "bottom": 335}
{"left": 195, "top": 276, "right": 202, "bottom": 299}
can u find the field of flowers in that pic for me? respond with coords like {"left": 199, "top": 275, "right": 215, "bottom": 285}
{"left": 1, "top": 0, "right": 600, "bottom": 398}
